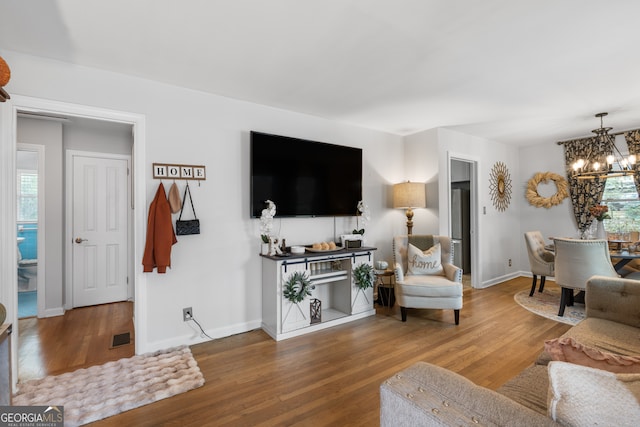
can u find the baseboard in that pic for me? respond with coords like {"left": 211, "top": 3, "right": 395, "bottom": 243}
{"left": 519, "top": 271, "right": 556, "bottom": 282}
{"left": 480, "top": 272, "right": 522, "bottom": 288}
{"left": 141, "top": 319, "right": 263, "bottom": 354}
{"left": 41, "top": 307, "right": 65, "bottom": 318}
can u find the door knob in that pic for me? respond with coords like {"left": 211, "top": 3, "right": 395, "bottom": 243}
{"left": 75, "top": 237, "right": 88, "bottom": 244}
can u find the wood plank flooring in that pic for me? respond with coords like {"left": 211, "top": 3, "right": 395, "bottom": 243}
{"left": 18, "top": 302, "right": 134, "bottom": 381}
{"left": 18, "top": 277, "right": 570, "bottom": 426}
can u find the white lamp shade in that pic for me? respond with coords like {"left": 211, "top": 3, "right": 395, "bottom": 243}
{"left": 393, "top": 182, "right": 426, "bottom": 208}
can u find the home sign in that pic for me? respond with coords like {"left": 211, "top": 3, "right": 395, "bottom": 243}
{"left": 152, "top": 163, "right": 206, "bottom": 181}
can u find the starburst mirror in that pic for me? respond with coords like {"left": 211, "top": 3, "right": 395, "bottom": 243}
{"left": 489, "top": 161, "right": 512, "bottom": 212}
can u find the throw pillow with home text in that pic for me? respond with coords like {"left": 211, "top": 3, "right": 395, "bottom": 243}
{"left": 407, "top": 243, "right": 444, "bottom": 276}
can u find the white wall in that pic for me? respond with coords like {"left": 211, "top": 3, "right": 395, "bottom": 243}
{"left": 443, "top": 129, "right": 522, "bottom": 286}
{"left": 16, "top": 118, "right": 64, "bottom": 314}
{"left": 518, "top": 141, "right": 577, "bottom": 273}
{"left": 1, "top": 50, "right": 404, "bottom": 352}
{"left": 64, "top": 118, "right": 133, "bottom": 155}
{"left": 1, "top": 48, "right": 581, "bottom": 352}
{"left": 405, "top": 128, "right": 522, "bottom": 287}
{"left": 402, "top": 128, "right": 440, "bottom": 234}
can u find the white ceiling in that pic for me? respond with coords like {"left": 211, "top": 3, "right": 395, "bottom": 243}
{"left": 2, "top": 0, "right": 640, "bottom": 146}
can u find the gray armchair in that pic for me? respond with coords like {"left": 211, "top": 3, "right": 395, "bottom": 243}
{"left": 393, "top": 235, "right": 463, "bottom": 324}
{"left": 524, "top": 231, "right": 554, "bottom": 297}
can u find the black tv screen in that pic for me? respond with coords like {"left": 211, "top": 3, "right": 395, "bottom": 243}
{"left": 250, "top": 131, "right": 362, "bottom": 218}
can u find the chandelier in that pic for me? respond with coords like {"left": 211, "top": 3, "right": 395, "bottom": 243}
{"left": 571, "top": 112, "right": 636, "bottom": 180}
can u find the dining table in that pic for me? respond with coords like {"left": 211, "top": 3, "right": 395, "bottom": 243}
{"left": 609, "top": 250, "right": 640, "bottom": 273}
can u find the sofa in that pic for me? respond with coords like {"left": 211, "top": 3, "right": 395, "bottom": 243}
{"left": 380, "top": 275, "right": 640, "bottom": 426}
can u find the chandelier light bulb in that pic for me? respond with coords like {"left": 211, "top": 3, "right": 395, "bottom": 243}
{"left": 567, "top": 113, "right": 634, "bottom": 179}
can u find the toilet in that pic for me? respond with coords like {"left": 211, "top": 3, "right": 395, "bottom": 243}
{"left": 17, "top": 240, "right": 37, "bottom": 292}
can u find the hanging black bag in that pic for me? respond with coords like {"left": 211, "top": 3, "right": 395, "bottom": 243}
{"left": 176, "top": 182, "right": 200, "bottom": 235}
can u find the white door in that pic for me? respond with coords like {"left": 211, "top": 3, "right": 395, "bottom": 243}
{"left": 72, "top": 154, "right": 129, "bottom": 307}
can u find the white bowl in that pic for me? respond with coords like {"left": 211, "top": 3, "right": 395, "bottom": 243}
{"left": 376, "top": 261, "right": 389, "bottom": 270}
{"left": 290, "top": 246, "right": 305, "bottom": 254}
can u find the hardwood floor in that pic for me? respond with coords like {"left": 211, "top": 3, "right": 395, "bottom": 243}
{"left": 18, "top": 301, "right": 134, "bottom": 381}
{"left": 18, "top": 277, "right": 570, "bottom": 426}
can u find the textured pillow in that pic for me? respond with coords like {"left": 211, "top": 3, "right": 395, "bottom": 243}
{"left": 544, "top": 337, "right": 640, "bottom": 373}
{"left": 407, "top": 243, "right": 443, "bottom": 276}
{"left": 547, "top": 361, "right": 640, "bottom": 426}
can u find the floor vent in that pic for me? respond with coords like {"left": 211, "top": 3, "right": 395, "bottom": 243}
{"left": 111, "top": 332, "right": 131, "bottom": 348}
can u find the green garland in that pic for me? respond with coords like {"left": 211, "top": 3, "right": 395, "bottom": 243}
{"left": 283, "top": 271, "right": 314, "bottom": 303}
{"left": 353, "top": 263, "right": 375, "bottom": 290}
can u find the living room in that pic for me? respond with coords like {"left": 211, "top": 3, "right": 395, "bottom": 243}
{"left": 2, "top": 2, "right": 640, "bottom": 423}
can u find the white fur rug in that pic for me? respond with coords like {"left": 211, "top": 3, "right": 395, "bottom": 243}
{"left": 13, "top": 345, "right": 204, "bottom": 426}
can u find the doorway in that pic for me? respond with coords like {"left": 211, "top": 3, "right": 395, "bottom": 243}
{"left": 1, "top": 95, "right": 147, "bottom": 390}
{"left": 16, "top": 144, "right": 44, "bottom": 319}
{"left": 449, "top": 157, "right": 478, "bottom": 288}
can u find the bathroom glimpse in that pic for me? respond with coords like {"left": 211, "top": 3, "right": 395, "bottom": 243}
{"left": 17, "top": 149, "right": 38, "bottom": 318}
{"left": 17, "top": 224, "right": 37, "bottom": 292}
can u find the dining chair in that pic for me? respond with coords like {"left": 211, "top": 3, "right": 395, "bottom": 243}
{"left": 524, "top": 231, "right": 554, "bottom": 296}
{"left": 392, "top": 235, "right": 463, "bottom": 324}
{"left": 553, "top": 238, "right": 619, "bottom": 316}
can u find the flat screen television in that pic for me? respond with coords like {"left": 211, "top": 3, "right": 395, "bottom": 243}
{"left": 250, "top": 131, "right": 362, "bottom": 218}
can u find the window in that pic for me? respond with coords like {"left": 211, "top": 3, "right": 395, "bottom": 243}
{"left": 601, "top": 174, "right": 640, "bottom": 233}
{"left": 17, "top": 169, "right": 38, "bottom": 222}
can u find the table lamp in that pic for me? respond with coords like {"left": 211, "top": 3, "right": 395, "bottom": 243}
{"left": 393, "top": 181, "right": 426, "bottom": 235}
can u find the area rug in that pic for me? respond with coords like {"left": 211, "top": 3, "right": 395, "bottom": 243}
{"left": 12, "top": 345, "right": 204, "bottom": 426}
{"left": 514, "top": 287, "right": 585, "bottom": 326}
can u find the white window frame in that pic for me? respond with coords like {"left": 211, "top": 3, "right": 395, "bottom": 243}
{"left": 16, "top": 168, "right": 38, "bottom": 222}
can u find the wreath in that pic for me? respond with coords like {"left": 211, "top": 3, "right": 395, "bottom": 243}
{"left": 283, "top": 271, "right": 314, "bottom": 303}
{"left": 353, "top": 263, "right": 376, "bottom": 290}
{"left": 526, "top": 172, "right": 569, "bottom": 208}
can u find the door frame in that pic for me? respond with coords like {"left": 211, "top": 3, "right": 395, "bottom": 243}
{"left": 0, "top": 95, "right": 147, "bottom": 391}
{"left": 16, "top": 143, "right": 46, "bottom": 318}
{"left": 65, "top": 150, "right": 132, "bottom": 309}
{"left": 446, "top": 153, "right": 480, "bottom": 288}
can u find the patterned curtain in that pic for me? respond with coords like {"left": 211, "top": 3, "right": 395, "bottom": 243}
{"left": 624, "top": 129, "right": 640, "bottom": 196}
{"left": 562, "top": 136, "right": 611, "bottom": 234}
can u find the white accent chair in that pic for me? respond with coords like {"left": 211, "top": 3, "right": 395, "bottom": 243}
{"left": 523, "top": 231, "right": 554, "bottom": 297}
{"left": 393, "top": 235, "right": 463, "bottom": 325}
{"left": 553, "top": 238, "right": 619, "bottom": 316}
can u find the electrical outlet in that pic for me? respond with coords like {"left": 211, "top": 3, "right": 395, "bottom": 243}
{"left": 508, "top": 259, "right": 512, "bottom": 267}
{"left": 183, "top": 307, "right": 192, "bottom": 321}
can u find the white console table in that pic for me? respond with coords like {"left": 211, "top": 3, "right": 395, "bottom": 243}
{"left": 261, "top": 247, "right": 376, "bottom": 341}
